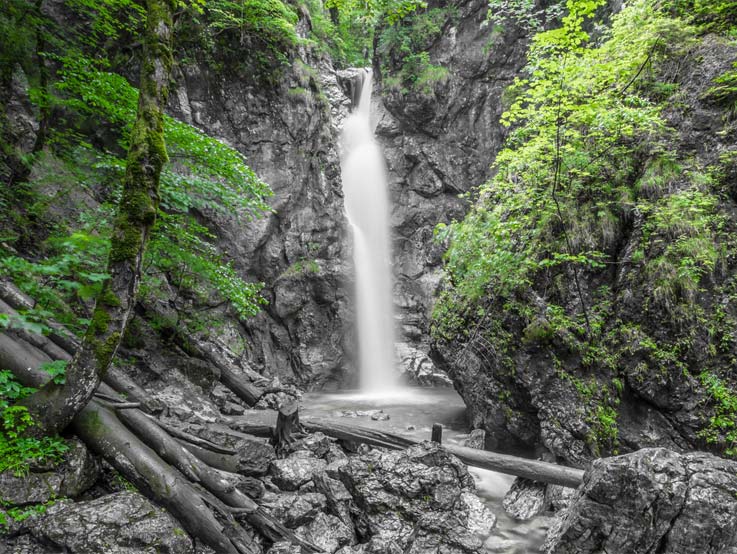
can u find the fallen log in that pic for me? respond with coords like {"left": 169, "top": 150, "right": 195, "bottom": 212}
{"left": 245, "top": 417, "right": 585, "bottom": 489}
{"left": 2, "top": 330, "right": 320, "bottom": 552}
{"left": 0, "top": 283, "right": 159, "bottom": 411}
{"left": 74, "top": 402, "right": 257, "bottom": 554}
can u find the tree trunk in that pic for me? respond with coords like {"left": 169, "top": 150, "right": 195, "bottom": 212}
{"left": 19, "top": 0, "right": 176, "bottom": 436}
{"left": 74, "top": 402, "right": 257, "bottom": 554}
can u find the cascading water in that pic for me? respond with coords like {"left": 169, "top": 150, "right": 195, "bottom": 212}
{"left": 340, "top": 69, "right": 399, "bottom": 394}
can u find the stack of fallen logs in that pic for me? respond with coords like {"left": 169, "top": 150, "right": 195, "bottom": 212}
{"left": 0, "top": 280, "right": 585, "bottom": 553}
{"left": 0, "top": 281, "right": 318, "bottom": 554}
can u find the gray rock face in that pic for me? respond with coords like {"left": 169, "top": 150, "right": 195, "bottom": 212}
{"left": 429, "top": 29, "right": 737, "bottom": 467}
{"left": 0, "top": 439, "right": 99, "bottom": 506}
{"left": 544, "top": 448, "right": 737, "bottom": 554}
{"left": 261, "top": 491, "right": 328, "bottom": 528}
{"left": 295, "top": 511, "right": 354, "bottom": 554}
{"left": 374, "top": 0, "right": 532, "bottom": 379}
{"left": 337, "top": 442, "right": 495, "bottom": 553}
{"left": 168, "top": 52, "right": 353, "bottom": 388}
{"left": 30, "top": 491, "right": 194, "bottom": 554}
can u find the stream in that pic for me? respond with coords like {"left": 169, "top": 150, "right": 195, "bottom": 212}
{"left": 298, "top": 387, "right": 550, "bottom": 553}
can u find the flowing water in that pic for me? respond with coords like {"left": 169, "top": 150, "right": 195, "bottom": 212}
{"left": 299, "top": 388, "right": 551, "bottom": 553}
{"left": 340, "top": 69, "right": 398, "bottom": 393}
{"left": 335, "top": 70, "right": 549, "bottom": 552}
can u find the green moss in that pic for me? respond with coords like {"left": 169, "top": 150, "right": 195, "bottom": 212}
{"left": 95, "top": 331, "right": 121, "bottom": 368}
{"left": 282, "top": 259, "right": 320, "bottom": 277}
{"left": 89, "top": 306, "right": 111, "bottom": 336}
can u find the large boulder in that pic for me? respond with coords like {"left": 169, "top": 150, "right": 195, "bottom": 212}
{"left": 29, "top": 491, "right": 194, "bottom": 554}
{"left": 544, "top": 448, "right": 737, "bottom": 554}
{"left": 337, "top": 442, "right": 495, "bottom": 554}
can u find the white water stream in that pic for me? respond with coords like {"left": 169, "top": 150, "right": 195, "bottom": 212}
{"left": 332, "top": 71, "right": 549, "bottom": 552}
{"left": 340, "top": 69, "right": 399, "bottom": 394}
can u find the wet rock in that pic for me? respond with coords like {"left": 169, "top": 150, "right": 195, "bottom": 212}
{"left": 326, "top": 444, "right": 349, "bottom": 465}
{"left": 232, "top": 438, "right": 276, "bottom": 477}
{"left": 338, "top": 442, "right": 495, "bottom": 553}
{"left": 461, "top": 491, "right": 496, "bottom": 535}
{"left": 289, "top": 432, "right": 333, "bottom": 458}
{"left": 502, "top": 478, "right": 547, "bottom": 520}
{"left": 314, "top": 471, "right": 355, "bottom": 528}
{"left": 270, "top": 455, "right": 328, "bottom": 491}
{"left": 463, "top": 429, "right": 486, "bottom": 450}
{"left": 261, "top": 491, "right": 328, "bottom": 528}
{"left": 545, "top": 484, "right": 575, "bottom": 513}
{"left": 0, "top": 439, "right": 98, "bottom": 506}
{"left": 295, "top": 512, "right": 353, "bottom": 554}
{"left": 544, "top": 448, "right": 737, "bottom": 554}
{"left": 1, "top": 533, "right": 57, "bottom": 554}
{"left": 31, "top": 491, "right": 194, "bottom": 553}
{"left": 397, "top": 343, "right": 452, "bottom": 387}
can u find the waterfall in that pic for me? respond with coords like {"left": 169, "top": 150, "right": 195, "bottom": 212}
{"left": 340, "top": 69, "right": 399, "bottom": 394}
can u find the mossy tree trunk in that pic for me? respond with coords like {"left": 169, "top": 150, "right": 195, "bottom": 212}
{"left": 20, "top": 0, "right": 176, "bottom": 437}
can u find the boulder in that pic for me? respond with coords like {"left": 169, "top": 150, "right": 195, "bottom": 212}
{"left": 295, "top": 512, "right": 354, "bottom": 554}
{"left": 313, "top": 471, "right": 355, "bottom": 529}
{"left": 338, "top": 442, "right": 495, "bottom": 553}
{"left": 502, "top": 477, "right": 547, "bottom": 520}
{"left": 544, "top": 448, "right": 737, "bottom": 554}
{"left": 31, "top": 491, "right": 194, "bottom": 553}
{"left": 260, "top": 491, "right": 328, "bottom": 528}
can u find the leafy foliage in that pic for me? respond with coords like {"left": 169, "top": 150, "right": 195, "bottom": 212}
{"left": 699, "top": 371, "right": 737, "bottom": 456}
{"left": 0, "top": 372, "right": 68, "bottom": 476}
{"left": 0, "top": 227, "right": 110, "bottom": 336}
{"left": 0, "top": 48, "right": 272, "bottom": 337}
{"left": 376, "top": 6, "right": 455, "bottom": 93}
{"left": 0, "top": 500, "right": 55, "bottom": 529}
{"left": 487, "top": 0, "right": 566, "bottom": 33}
{"left": 300, "top": 0, "right": 435, "bottom": 67}
{"left": 174, "top": 0, "right": 299, "bottom": 77}
{"left": 431, "top": 0, "right": 737, "bottom": 456}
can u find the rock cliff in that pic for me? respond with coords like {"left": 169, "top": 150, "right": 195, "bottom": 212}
{"left": 167, "top": 49, "right": 356, "bottom": 388}
{"left": 428, "top": 5, "right": 737, "bottom": 466}
{"left": 374, "top": 0, "right": 533, "bottom": 377}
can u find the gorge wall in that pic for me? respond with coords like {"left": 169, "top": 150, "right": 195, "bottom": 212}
{"left": 163, "top": 0, "right": 537, "bottom": 388}
{"left": 374, "top": 0, "right": 533, "bottom": 379}
{"left": 427, "top": 4, "right": 737, "bottom": 466}
{"left": 166, "top": 52, "right": 356, "bottom": 388}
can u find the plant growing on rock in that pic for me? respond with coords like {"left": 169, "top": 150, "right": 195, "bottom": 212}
{"left": 432, "top": 0, "right": 737, "bottom": 460}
